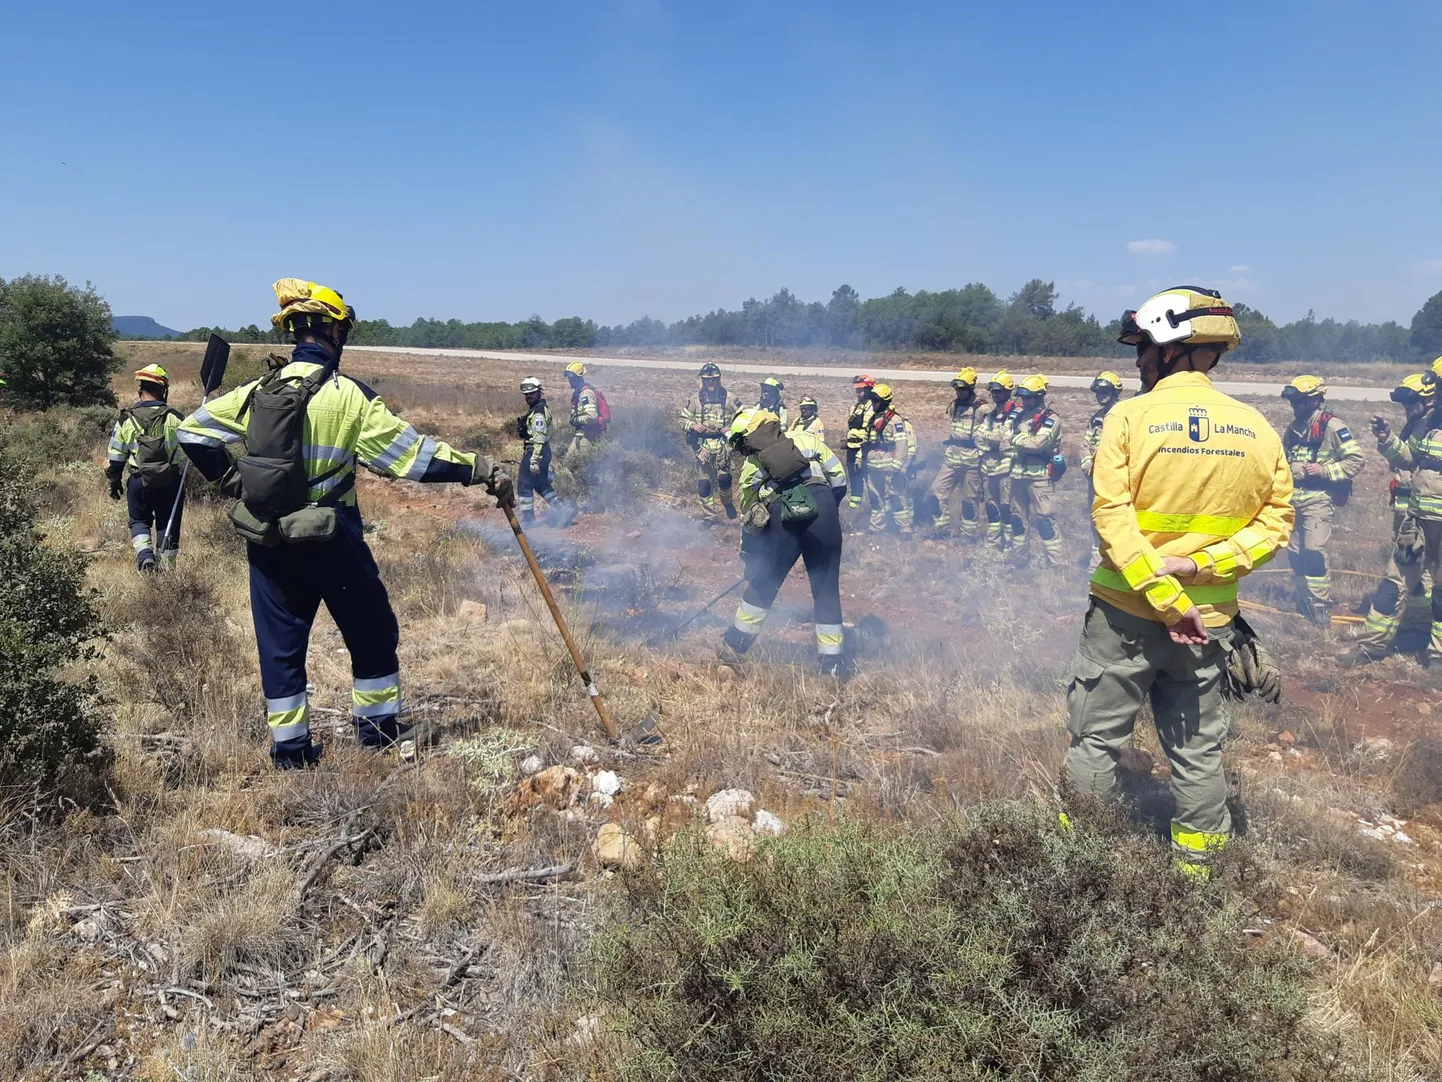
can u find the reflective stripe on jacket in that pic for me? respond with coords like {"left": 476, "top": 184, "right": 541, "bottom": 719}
{"left": 736, "top": 429, "right": 846, "bottom": 514}
{"left": 1090, "top": 370, "right": 1293, "bottom": 627}
{"left": 1382, "top": 419, "right": 1442, "bottom": 519}
{"left": 176, "top": 343, "right": 478, "bottom": 506}
{"left": 942, "top": 400, "right": 984, "bottom": 466}
{"left": 107, "top": 401, "right": 183, "bottom": 473}
{"left": 1009, "top": 406, "right": 1061, "bottom": 479}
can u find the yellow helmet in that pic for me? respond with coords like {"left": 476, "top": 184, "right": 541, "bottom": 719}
{"left": 1392, "top": 374, "right": 1435, "bottom": 405}
{"left": 1018, "top": 374, "right": 1048, "bottom": 397}
{"left": 271, "top": 279, "right": 356, "bottom": 334}
{"left": 951, "top": 368, "right": 977, "bottom": 389}
{"left": 871, "top": 383, "right": 894, "bottom": 405}
{"left": 1091, "top": 371, "right": 1123, "bottom": 393}
{"left": 1118, "top": 286, "right": 1241, "bottom": 353}
{"left": 565, "top": 361, "right": 587, "bottom": 377}
{"left": 1282, "top": 375, "right": 1327, "bottom": 400}
{"left": 133, "top": 364, "right": 169, "bottom": 387}
{"left": 988, "top": 371, "right": 1015, "bottom": 392}
{"left": 1430, "top": 357, "right": 1442, "bottom": 381}
{"left": 729, "top": 407, "right": 779, "bottom": 445}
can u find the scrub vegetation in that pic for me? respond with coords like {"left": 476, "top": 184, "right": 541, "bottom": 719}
{"left": 0, "top": 339, "right": 1437, "bottom": 1081}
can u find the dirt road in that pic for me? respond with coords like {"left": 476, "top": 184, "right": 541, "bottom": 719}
{"left": 347, "top": 345, "right": 1399, "bottom": 402}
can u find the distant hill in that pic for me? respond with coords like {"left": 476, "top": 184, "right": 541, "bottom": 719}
{"left": 112, "top": 315, "right": 180, "bottom": 339}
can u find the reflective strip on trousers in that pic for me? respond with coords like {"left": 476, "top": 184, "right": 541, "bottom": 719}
{"left": 266, "top": 692, "right": 310, "bottom": 744}
{"left": 815, "top": 623, "right": 844, "bottom": 656}
{"left": 131, "top": 529, "right": 153, "bottom": 553}
{"left": 353, "top": 672, "right": 401, "bottom": 718}
{"left": 1170, "top": 822, "right": 1228, "bottom": 857}
{"left": 1090, "top": 566, "right": 1239, "bottom": 607}
{"left": 733, "top": 600, "right": 770, "bottom": 634}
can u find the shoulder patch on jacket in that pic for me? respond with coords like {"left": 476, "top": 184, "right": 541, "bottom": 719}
{"left": 345, "top": 376, "right": 379, "bottom": 402}
{"left": 1335, "top": 425, "right": 1353, "bottom": 442}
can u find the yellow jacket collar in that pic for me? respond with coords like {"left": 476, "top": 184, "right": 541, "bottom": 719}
{"left": 1153, "top": 370, "right": 1214, "bottom": 391}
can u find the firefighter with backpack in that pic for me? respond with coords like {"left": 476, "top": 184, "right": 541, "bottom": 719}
{"left": 177, "top": 280, "right": 511, "bottom": 769}
{"left": 563, "top": 361, "right": 609, "bottom": 457}
{"left": 864, "top": 384, "right": 917, "bottom": 537}
{"left": 106, "top": 364, "right": 185, "bottom": 572}
{"left": 1281, "top": 375, "right": 1365, "bottom": 624}
{"left": 1007, "top": 375, "right": 1066, "bottom": 565}
{"left": 517, "top": 377, "right": 578, "bottom": 527}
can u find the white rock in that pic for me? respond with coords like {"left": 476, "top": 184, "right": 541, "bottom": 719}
{"left": 588, "top": 792, "right": 614, "bottom": 810}
{"left": 570, "top": 745, "right": 600, "bottom": 766}
{"left": 592, "top": 770, "right": 622, "bottom": 797}
{"left": 1267, "top": 751, "right": 1283, "bottom": 763}
{"left": 198, "top": 828, "right": 273, "bottom": 861}
{"left": 705, "top": 788, "right": 756, "bottom": 823}
{"left": 72, "top": 917, "right": 102, "bottom": 942}
{"left": 752, "top": 809, "right": 785, "bottom": 837}
{"left": 1358, "top": 827, "right": 1388, "bottom": 842}
{"left": 1353, "top": 737, "right": 1398, "bottom": 762}
{"left": 520, "top": 755, "right": 544, "bottom": 776}
{"left": 1393, "top": 831, "right": 1414, "bottom": 845}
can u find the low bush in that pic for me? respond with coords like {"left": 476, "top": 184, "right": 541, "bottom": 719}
{"left": 0, "top": 446, "right": 109, "bottom": 794}
{"left": 590, "top": 801, "right": 1336, "bottom": 1082}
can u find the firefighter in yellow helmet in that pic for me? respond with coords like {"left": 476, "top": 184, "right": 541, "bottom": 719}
{"left": 1081, "top": 371, "right": 1124, "bottom": 566}
{"left": 1280, "top": 375, "right": 1364, "bottom": 624}
{"left": 723, "top": 409, "right": 849, "bottom": 674}
{"left": 788, "top": 395, "right": 825, "bottom": 443}
{"left": 176, "top": 280, "right": 511, "bottom": 769}
{"left": 563, "top": 361, "right": 605, "bottom": 458}
{"left": 1064, "top": 287, "right": 1293, "bottom": 876}
{"left": 1007, "top": 375, "right": 1065, "bottom": 565}
{"left": 976, "top": 371, "right": 1022, "bottom": 547}
{"left": 680, "top": 363, "right": 743, "bottom": 519}
{"left": 757, "top": 377, "right": 790, "bottom": 429}
{"left": 843, "top": 375, "right": 876, "bottom": 510}
{"left": 1355, "top": 374, "right": 1442, "bottom": 660}
{"left": 105, "top": 364, "right": 184, "bottom": 571}
{"left": 864, "top": 384, "right": 917, "bottom": 537}
{"left": 930, "top": 369, "right": 985, "bottom": 539}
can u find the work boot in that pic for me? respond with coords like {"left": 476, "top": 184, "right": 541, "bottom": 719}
{"left": 271, "top": 739, "right": 325, "bottom": 770}
{"left": 818, "top": 654, "right": 854, "bottom": 679}
{"left": 718, "top": 627, "right": 754, "bottom": 665}
{"left": 549, "top": 502, "right": 579, "bottom": 528}
{"left": 137, "top": 552, "right": 158, "bottom": 574}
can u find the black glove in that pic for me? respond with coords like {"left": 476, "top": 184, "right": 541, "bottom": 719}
{"left": 486, "top": 468, "right": 516, "bottom": 509}
{"left": 108, "top": 475, "right": 123, "bottom": 501}
{"left": 1221, "top": 616, "right": 1282, "bottom": 704}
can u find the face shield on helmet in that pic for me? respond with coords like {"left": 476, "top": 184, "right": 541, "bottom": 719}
{"left": 1282, "top": 375, "right": 1326, "bottom": 411}
{"left": 759, "top": 377, "right": 784, "bottom": 405}
{"left": 520, "top": 377, "right": 544, "bottom": 403}
{"left": 1091, "top": 371, "right": 1122, "bottom": 400}
{"left": 565, "top": 361, "right": 586, "bottom": 385}
{"left": 951, "top": 367, "right": 978, "bottom": 393}
{"left": 799, "top": 396, "right": 818, "bottom": 416}
{"left": 870, "top": 384, "right": 894, "bottom": 409}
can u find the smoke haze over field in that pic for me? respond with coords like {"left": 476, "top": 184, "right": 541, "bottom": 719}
{"left": 3, "top": 4, "right": 1442, "bottom": 331}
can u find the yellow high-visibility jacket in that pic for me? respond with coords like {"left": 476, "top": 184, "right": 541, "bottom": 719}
{"left": 106, "top": 400, "right": 184, "bottom": 476}
{"left": 177, "top": 350, "right": 479, "bottom": 507}
{"left": 1090, "top": 370, "right": 1293, "bottom": 627}
{"left": 735, "top": 429, "right": 846, "bottom": 515}
{"left": 788, "top": 413, "right": 826, "bottom": 445}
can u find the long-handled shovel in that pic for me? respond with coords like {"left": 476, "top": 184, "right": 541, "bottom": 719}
{"left": 162, "top": 333, "right": 230, "bottom": 552}
{"left": 501, "top": 502, "right": 620, "bottom": 741}
{"left": 646, "top": 577, "right": 746, "bottom": 645}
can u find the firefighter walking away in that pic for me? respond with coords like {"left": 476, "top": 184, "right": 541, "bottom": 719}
{"left": 720, "top": 409, "right": 850, "bottom": 675}
{"left": 106, "top": 364, "right": 185, "bottom": 572}
{"left": 177, "top": 279, "right": 511, "bottom": 768}
{"left": 1063, "top": 287, "right": 1292, "bottom": 877}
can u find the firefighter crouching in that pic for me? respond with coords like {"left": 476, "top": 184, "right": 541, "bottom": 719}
{"left": 865, "top": 384, "right": 916, "bottom": 537}
{"left": 1354, "top": 372, "right": 1442, "bottom": 662}
{"left": 176, "top": 279, "right": 511, "bottom": 769}
{"left": 1281, "top": 376, "right": 1364, "bottom": 624}
{"left": 844, "top": 375, "right": 875, "bottom": 510}
{"left": 1064, "top": 287, "right": 1292, "bottom": 875}
{"left": 1081, "top": 371, "right": 1123, "bottom": 566}
{"left": 1006, "top": 374, "right": 1065, "bottom": 565}
{"left": 107, "top": 364, "right": 185, "bottom": 572}
{"left": 930, "top": 368, "right": 984, "bottom": 539}
{"left": 977, "top": 371, "right": 1021, "bottom": 547}
{"left": 681, "top": 363, "right": 743, "bottom": 519}
{"left": 721, "top": 409, "right": 850, "bottom": 675}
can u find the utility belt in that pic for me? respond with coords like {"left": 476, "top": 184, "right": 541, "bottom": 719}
{"left": 229, "top": 468, "right": 356, "bottom": 548}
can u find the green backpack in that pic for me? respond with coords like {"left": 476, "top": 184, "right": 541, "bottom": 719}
{"left": 124, "top": 402, "right": 180, "bottom": 491}
{"left": 228, "top": 365, "right": 351, "bottom": 546}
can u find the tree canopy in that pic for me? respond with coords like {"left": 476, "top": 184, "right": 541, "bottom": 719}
{"left": 149, "top": 283, "right": 1442, "bottom": 364}
{"left": 0, "top": 275, "right": 120, "bottom": 409}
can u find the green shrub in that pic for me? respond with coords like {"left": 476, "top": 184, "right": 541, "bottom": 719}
{"left": 0, "top": 446, "right": 109, "bottom": 793}
{"left": 0, "top": 274, "right": 119, "bottom": 409}
{"left": 591, "top": 802, "right": 1335, "bottom": 1082}
{"left": 0, "top": 404, "right": 115, "bottom": 466}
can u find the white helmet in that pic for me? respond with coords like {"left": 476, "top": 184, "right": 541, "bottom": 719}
{"left": 1119, "top": 287, "right": 1241, "bottom": 353}
{"left": 520, "top": 377, "right": 543, "bottom": 395}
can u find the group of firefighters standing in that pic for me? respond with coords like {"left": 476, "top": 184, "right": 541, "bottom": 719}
{"left": 96, "top": 277, "right": 1442, "bottom": 878}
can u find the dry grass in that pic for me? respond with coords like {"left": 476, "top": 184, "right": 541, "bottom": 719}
{"left": 0, "top": 347, "right": 1435, "bottom": 1079}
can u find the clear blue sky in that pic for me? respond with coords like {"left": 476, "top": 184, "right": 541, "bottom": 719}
{"left": 3, "top": 1, "right": 1440, "bottom": 331}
